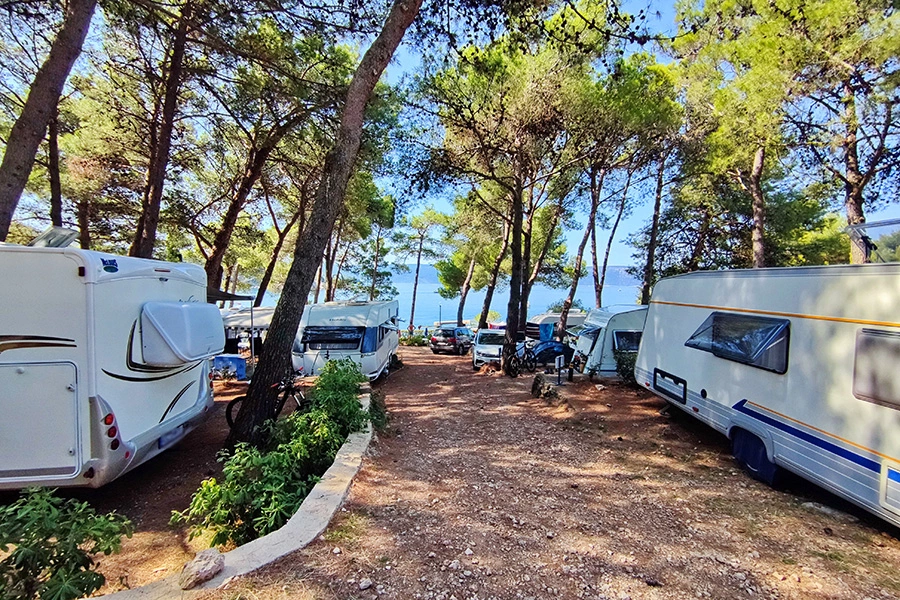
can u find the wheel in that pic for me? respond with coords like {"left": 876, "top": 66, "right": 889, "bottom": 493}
{"left": 522, "top": 349, "right": 537, "bottom": 373}
{"left": 432, "top": 349, "right": 439, "bottom": 354}
{"left": 226, "top": 395, "right": 245, "bottom": 429}
{"left": 732, "top": 429, "right": 780, "bottom": 485}
{"left": 473, "top": 360, "right": 479, "bottom": 371}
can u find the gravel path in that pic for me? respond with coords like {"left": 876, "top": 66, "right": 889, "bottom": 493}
{"left": 203, "top": 346, "right": 900, "bottom": 600}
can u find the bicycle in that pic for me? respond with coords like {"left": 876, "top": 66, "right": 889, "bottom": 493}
{"left": 517, "top": 342, "right": 537, "bottom": 373}
{"left": 211, "top": 364, "right": 237, "bottom": 380}
{"left": 226, "top": 370, "right": 307, "bottom": 429}
{"left": 503, "top": 345, "right": 521, "bottom": 378}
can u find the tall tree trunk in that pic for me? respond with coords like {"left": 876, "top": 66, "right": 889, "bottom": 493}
{"left": 478, "top": 222, "right": 510, "bottom": 329}
{"left": 409, "top": 233, "right": 424, "bottom": 326}
{"left": 841, "top": 80, "right": 867, "bottom": 264}
{"left": 598, "top": 171, "right": 632, "bottom": 307}
{"left": 205, "top": 145, "right": 276, "bottom": 288}
{"left": 688, "top": 206, "right": 711, "bottom": 271}
{"left": 456, "top": 254, "right": 476, "bottom": 326}
{"left": 522, "top": 197, "right": 565, "bottom": 327}
{"left": 254, "top": 210, "right": 301, "bottom": 307}
{"left": 591, "top": 216, "right": 601, "bottom": 308}
{"left": 641, "top": 156, "right": 666, "bottom": 305}
{"left": 331, "top": 245, "right": 350, "bottom": 301}
{"left": 559, "top": 168, "right": 604, "bottom": 336}
{"left": 314, "top": 262, "right": 322, "bottom": 303}
{"left": 76, "top": 198, "right": 90, "bottom": 248}
{"left": 503, "top": 187, "right": 524, "bottom": 377}
{"left": 0, "top": 0, "right": 96, "bottom": 241}
{"left": 129, "top": 3, "right": 191, "bottom": 258}
{"left": 48, "top": 107, "right": 63, "bottom": 227}
{"left": 749, "top": 145, "right": 766, "bottom": 268}
{"left": 227, "top": 263, "right": 239, "bottom": 308}
{"left": 369, "top": 227, "right": 383, "bottom": 300}
{"left": 226, "top": 0, "right": 423, "bottom": 447}
{"left": 518, "top": 208, "right": 533, "bottom": 331}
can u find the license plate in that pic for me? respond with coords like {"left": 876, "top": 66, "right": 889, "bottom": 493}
{"left": 158, "top": 425, "right": 184, "bottom": 449}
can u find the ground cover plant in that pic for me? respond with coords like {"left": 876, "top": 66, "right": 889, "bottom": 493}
{"left": 0, "top": 488, "right": 132, "bottom": 600}
{"left": 171, "top": 359, "right": 368, "bottom": 547}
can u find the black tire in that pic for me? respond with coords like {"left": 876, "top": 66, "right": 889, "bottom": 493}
{"left": 226, "top": 395, "right": 244, "bottom": 429}
{"left": 732, "top": 429, "right": 780, "bottom": 485}
{"left": 522, "top": 350, "right": 537, "bottom": 373}
{"left": 473, "top": 361, "right": 479, "bottom": 371}
{"left": 432, "top": 349, "right": 439, "bottom": 354}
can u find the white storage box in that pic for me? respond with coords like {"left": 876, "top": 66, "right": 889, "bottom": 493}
{"left": 141, "top": 302, "right": 225, "bottom": 366}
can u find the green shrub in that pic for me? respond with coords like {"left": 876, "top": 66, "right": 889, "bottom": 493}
{"left": 400, "top": 334, "right": 428, "bottom": 346}
{"left": 613, "top": 350, "right": 638, "bottom": 386}
{"left": 172, "top": 357, "right": 368, "bottom": 547}
{"left": 369, "top": 390, "right": 388, "bottom": 431}
{"left": 0, "top": 488, "right": 132, "bottom": 600}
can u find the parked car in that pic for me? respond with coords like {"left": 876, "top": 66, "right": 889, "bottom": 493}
{"left": 472, "top": 330, "right": 527, "bottom": 370}
{"left": 430, "top": 326, "right": 473, "bottom": 355}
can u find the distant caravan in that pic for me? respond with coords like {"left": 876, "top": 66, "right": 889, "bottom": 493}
{"left": 292, "top": 300, "right": 400, "bottom": 380}
{"left": 636, "top": 264, "right": 900, "bottom": 528}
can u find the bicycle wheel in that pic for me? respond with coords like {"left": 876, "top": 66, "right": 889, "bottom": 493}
{"left": 503, "top": 349, "right": 520, "bottom": 378}
{"left": 226, "top": 395, "right": 245, "bottom": 429}
{"left": 522, "top": 349, "right": 537, "bottom": 373}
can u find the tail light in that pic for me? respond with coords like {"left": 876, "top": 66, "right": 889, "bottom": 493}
{"left": 431, "top": 337, "right": 437, "bottom": 343}
{"left": 448, "top": 338, "right": 456, "bottom": 343}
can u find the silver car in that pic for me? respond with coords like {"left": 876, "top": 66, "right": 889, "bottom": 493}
{"left": 472, "top": 330, "right": 506, "bottom": 370}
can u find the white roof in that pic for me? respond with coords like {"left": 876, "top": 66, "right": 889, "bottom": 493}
{"left": 221, "top": 306, "right": 275, "bottom": 331}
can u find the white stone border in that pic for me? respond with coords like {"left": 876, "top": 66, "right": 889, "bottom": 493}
{"left": 102, "top": 385, "right": 373, "bottom": 599}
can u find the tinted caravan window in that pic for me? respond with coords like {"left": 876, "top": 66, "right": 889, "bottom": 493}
{"left": 685, "top": 312, "right": 789, "bottom": 374}
{"left": 302, "top": 326, "right": 363, "bottom": 350}
{"left": 613, "top": 330, "right": 642, "bottom": 352}
{"left": 853, "top": 329, "right": 900, "bottom": 409}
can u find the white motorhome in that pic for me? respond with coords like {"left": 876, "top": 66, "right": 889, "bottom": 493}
{"left": 636, "top": 264, "right": 900, "bottom": 528}
{"left": 0, "top": 245, "right": 224, "bottom": 489}
{"left": 292, "top": 300, "right": 400, "bottom": 380}
{"left": 572, "top": 305, "right": 647, "bottom": 377}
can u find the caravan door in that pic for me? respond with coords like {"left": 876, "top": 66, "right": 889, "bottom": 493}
{"left": 0, "top": 363, "right": 79, "bottom": 481}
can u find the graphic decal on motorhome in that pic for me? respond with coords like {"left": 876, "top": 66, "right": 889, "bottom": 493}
{"left": 732, "top": 399, "right": 882, "bottom": 473}
{"left": 159, "top": 382, "right": 194, "bottom": 423}
{"left": 0, "top": 335, "right": 75, "bottom": 354}
{"left": 102, "top": 321, "right": 201, "bottom": 382}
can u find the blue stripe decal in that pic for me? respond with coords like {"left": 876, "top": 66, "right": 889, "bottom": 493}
{"left": 732, "top": 400, "right": 880, "bottom": 473}
{"left": 888, "top": 469, "right": 900, "bottom": 484}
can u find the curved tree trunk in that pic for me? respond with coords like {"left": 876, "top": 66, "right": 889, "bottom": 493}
{"left": 226, "top": 0, "right": 424, "bottom": 447}
{"left": 559, "top": 168, "right": 604, "bottom": 336}
{"left": 478, "top": 221, "right": 510, "bottom": 329}
{"left": 129, "top": 3, "right": 191, "bottom": 258}
{"left": 503, "top": 187, "right": 524, "bottom": 376}
{"left": 641, "top": 156, "right": 666, "bottom": 305}
{"left": 590, "top": 216, "right": 601, "bottom": 308}
{"left": 456, "top": 254, "right": 476, "bottom": 326}
{"left": 598, "top": 170, "right": 632, "bottom": 306}
{"left": 254, "top": 210, "right": 301, "bottom": 307}
{"left": 0, "top": 0, "right": 96, "bottom": 241}
{"left": 409, "top": 234, "right": 424, "bottom": 327}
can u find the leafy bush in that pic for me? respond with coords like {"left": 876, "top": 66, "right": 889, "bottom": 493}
{"left": 400, "top": 334, "right": 428, "bottom": 346}
{"left": 172, "top": 358, "right": 368, "bottom": 547}
{"left": 0, "top": 488, "right": 132, "bottom": 600}
{"left": 613, "top": 350, "right": 638, "bottom": 386}
{"left": 369, "top": 390, "right": 388, "bottom": 430}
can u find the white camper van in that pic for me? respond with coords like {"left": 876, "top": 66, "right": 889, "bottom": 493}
{"left": 0, "top": 244, "right": 225, "bottom": 489}
{"left": 292, "top": 300, "right": 400, "bottom": 380}
{"left": 573, "top": 305, "right": 647, "bottom": 377}
{"left": 636, "top": 264, "right": 900, "bottom": 528}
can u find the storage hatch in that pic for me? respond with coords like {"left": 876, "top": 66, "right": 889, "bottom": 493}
{"left": 141, "top": 302, "right": 225, "bottom": 367}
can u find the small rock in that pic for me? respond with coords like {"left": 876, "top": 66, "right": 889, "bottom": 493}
{"left": 546, "top": 531, "right": 555, "bottom": 539}
{"left": 464, "top": 548, "right": 474, "bottom": 556}
{"left": 179, "top": 548, "right": 224, "bottom": 590}
{"left": 359, "top": 578, "right": 373, "bottom": 590}
{"left": 449, "top": 560, "right": 461, "bottom": 570}
{"left": 428, "top": 552, "right": 437, "bottom": 558}
{"left": 333, "top": 547, "right": 342, "bottom": 555}
{"left": 823, "top": 527, "right": 834, "bottom": 536}
{"left": 645, "top": 578, "right": 662, "bottom": 587}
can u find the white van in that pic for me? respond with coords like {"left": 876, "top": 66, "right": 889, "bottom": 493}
{"left": 572, "top": 305, "right": 647, "bottom": 377}
{"left": 0, "top": 244, "right": 224, "bottom": 489}
{"left": 636, "top": 264, "right": 900, "bottom": 528}
{"left": 292, "top": 300, "right": 400, "bottom": 380}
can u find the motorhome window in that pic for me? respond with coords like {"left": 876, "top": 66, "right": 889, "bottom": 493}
{"left": 579, "top": 326, "right": 601, "bottom": 341}
{"left": 302, "top": 326, "right": 363, "bottom": 351}
{"left": 613, "top": 331, "right": 642, "bottom": 352}
{"left": 361, "top": 327, "right": 378, "bottom": 353}
{"left": 684, "top": 312, "right": 789, "bottom": 374}
{"left": 853, "top": 329, "right": 900, "bottom": 409}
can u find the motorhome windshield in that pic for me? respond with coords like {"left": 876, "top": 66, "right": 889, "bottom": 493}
{"left": 301, "top": 326, "right": 364, "bottom": 350}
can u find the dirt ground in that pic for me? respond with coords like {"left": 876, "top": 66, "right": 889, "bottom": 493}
{"left": 179, "top": 346, "right": 900, "bottom": 600}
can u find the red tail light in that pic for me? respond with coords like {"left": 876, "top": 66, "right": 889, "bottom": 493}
{"left": 103, "top": 413, "right": 114, "bottom": 426}
{"left": 107, "top": 426, "right": 118, "bottom": 438}
{"left": 431, "top": 337, "right": 437, "bottom": 343}
{"left": 448, "top": 338, "right": 456, "bottom": 343}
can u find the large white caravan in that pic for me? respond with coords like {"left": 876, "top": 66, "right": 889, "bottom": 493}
{"left": 292, "top": 300, "right": 400, "bottom": 380}
{"left": 636, "top": 264, "right": 900, "bottom": 527}
{"left": 0, "top": 245, "right": 225, "bottom": 489}
{"left": 573, "top": 305, "right": 647, "bottom": 377}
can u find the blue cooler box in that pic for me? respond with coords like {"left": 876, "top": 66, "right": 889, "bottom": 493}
{"left": 214, "top": 354, "right": 247, "bottom": 380}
